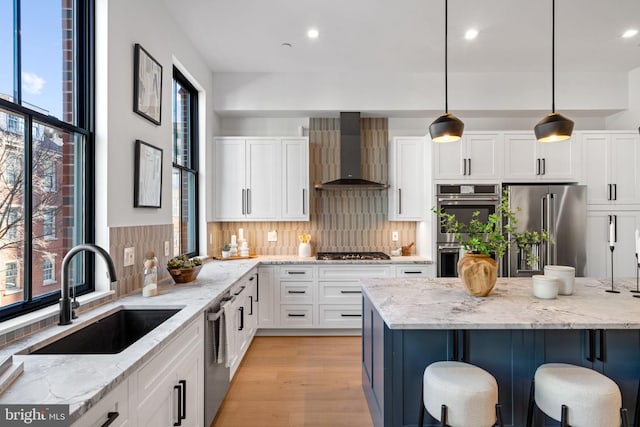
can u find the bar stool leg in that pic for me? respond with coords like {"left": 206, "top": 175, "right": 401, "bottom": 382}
{"left": 622, "top": 408, "right": 629, "bottom": 427}
{"left": 418, "top": 380, "right": 425, "bottom": 427}
{"left": 495, "top": 403, "right": 504, "bottom": 427}
{"left": 440, "top": 404, "right": 447, "bottom": 427}
{"left": 560, "top": 404, "right": 568, "bottom": 427}
{"left": 526, "top": 379, "right": 535, "bottom": 427}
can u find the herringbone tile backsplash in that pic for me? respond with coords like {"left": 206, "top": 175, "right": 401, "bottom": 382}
{"left": 208, "top": 117, "right": 416, "bottom": 257}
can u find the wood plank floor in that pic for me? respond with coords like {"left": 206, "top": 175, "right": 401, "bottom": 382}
{"left": 211, "top": 336, "right": 374, "bottom": 427}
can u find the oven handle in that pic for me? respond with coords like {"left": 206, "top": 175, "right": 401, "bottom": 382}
{"left": 438, "top": 245, "right": 463, "bottom": 253}
{"left": 437, "top": 197, "right": 500, "bottom": 203}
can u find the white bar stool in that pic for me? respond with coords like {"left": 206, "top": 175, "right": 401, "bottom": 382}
{"left": 526, "top": 363, "right": 629, "bottom": 427}
{"left": 418, "top": 361, "right": 504, "bottom": 427}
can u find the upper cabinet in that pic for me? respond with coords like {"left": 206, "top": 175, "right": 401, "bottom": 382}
{"left": 214, "top": 137, "right": 309, "bottom": 221}
{"left": 503, "top": 132, "right": 578, "bottom": 182}
{"left": 433, "top": 132, "right": 502, "bottom": 181}
{"left": 581, "top": 132, "right": 640, "bottom": 206}
{"left": 388, "top": 136, "right": 426, "bottom": 221}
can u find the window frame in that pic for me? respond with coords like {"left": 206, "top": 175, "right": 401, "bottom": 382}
{"left": 0, "top": 0, "right": 95, "bottom": 321}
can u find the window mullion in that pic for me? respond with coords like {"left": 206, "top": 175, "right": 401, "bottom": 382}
{"left": 23, "top": 115, "right": 32, "bottom": 301}
{"left": 12, "top": 0, "right": 22, "bottom": 104}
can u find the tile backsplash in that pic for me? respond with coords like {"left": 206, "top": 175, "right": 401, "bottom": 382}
{"left": 208, "top": 117, "right": 417, "bottom": 257}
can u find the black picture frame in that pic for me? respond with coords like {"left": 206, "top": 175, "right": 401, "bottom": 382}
{"left": 134, "top": 140, "right": 163, "bottom": 208}
{"left": 133, "top": 43, "right": 162, "bottom": 125}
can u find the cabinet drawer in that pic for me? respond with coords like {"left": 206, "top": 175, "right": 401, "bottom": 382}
{"left": 280, "top": 305, "right": 313, "bottom": 327}
{"left": 72, "top": 379, "right": 129, "bottom": 427}
{"left": 395, "top": 265, "right": 433, "bottom": 277}
{"left": 280, "top": 266, "right": 314, "bottom": 279}
{"left": 319, "top": 305, "right": 362, "bottom": 328}
{"left": 280, "top": 282, "right": 313, "bottom": 303}
{"left": 317, "top": 265, "right": 392, "bottom": 279}
{"left": 318, "top": 282, "right": 362, "bottom": 303}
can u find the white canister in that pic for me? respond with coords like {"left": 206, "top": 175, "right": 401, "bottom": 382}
{"left": 544, "top": 265, "right": 575, "bottom": 295}
{"left": 532, "top": 275, "right": 559, "bottom": 299}
{"left": 298, "top": 242, "right": 311, "bottom": 257}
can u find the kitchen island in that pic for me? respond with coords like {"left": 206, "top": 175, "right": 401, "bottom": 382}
{"left": 361, "top": 277, "right": 640, "bottom": 427}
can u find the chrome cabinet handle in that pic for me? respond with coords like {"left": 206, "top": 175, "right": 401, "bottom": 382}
{"left": 246, "top": 188, "right": 251, "bottom": 214}
{"left": 398, "top": 188, "right": 402, "bottom": 214}
{"left": 302, "top": 188, "right": 306, "bottom": 214}
{"left": 241, "top": 189, "right": 246, "bottom": 214}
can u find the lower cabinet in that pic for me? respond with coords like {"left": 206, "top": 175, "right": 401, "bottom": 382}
{"left": 132, "top": 314, "right": 204, "bottom": 427}
{"left": 71, "top": 379, "right": 129, "bottom": 427}
{"left": 227, "top": 270, "right": 258, "bottom": 379}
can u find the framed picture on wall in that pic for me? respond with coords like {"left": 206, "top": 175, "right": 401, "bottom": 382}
{"left": 134, "top": 140, "right": 163, "bottom": 208}
{"left": 133, "top": 43, "right": 162, "bottom": 125}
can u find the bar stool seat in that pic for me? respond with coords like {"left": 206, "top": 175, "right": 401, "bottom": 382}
{"left": 529, "top": 363, "right": 626, "bottom": 427}
{"left": 420, "top": 361, "right": 502, "bottom": 427}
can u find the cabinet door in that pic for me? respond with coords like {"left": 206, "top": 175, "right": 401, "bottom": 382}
{"left": 246, "top": 138, "right": 280, "bottom": 220}
{"left": 503, "top": 133, "right": 538, "bottom": 180}
{"left": 610, "top": 133, "right": 640, "bottom": 205}
{"left": 538, "top": 137, "right": 576, "bottom": 181}
{"left": 214, "top": 138, "right": 246, "bottom": 220}
{"left": 432, "top": 139, "right": 464, "bottom": 180}
{"left": 281, "top": 138, "right": 309, "bottom": 220}
{"left": 582, "top": 134, "right": 610, "bottom": 205}
{"left": 257, "top": 267, "right": 275, "bottom": 327}
{"left": 71, "top": 379, "right": 129, "bottom": 427}
{"left": 175, "top": 339, "right": 204, "bottom": 427}
{"left": 390, "top": 137, "right": 425, "bottom": 220}
{"left": 466, "top": 133, "right": 501, "bottom": 180}
{"left": 585, "top": 211, "right": 639, "bottom": 278}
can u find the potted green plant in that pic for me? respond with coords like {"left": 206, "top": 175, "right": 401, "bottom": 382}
{"left": 221, "top": 243, "right": 231, "bottom": 259}
{"left": 433, "top": 190, "right": 549, "bottom": 296}
{"left": 167, "top": 255, "right": 203, "bottom": 284}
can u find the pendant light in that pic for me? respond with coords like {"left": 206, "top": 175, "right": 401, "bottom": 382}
{"left": 534, "top": 0, "right": 574, "bottom": 142}
{"left": 429, "top": 0, "right": 464, "bottom": 143}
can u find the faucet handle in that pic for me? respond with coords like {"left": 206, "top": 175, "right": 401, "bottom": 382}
{"left": 71, "top": 300, "right": 80, "bottom": 319}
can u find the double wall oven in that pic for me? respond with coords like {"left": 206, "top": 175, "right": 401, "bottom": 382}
{"left": 436, "top": 184, "right": 501, "bottom": 277}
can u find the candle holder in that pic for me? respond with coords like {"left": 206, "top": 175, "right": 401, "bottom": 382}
{"left": 606, "top": 245, "right": 620, "bottom": 293}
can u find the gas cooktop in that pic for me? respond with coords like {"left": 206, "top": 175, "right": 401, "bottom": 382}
{"left": 316, "top": 252, "right": 391, "bottom": 261}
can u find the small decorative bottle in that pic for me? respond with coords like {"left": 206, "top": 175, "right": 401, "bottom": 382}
{"left": 142, "top": 251, "right": 158, "bottom": 297}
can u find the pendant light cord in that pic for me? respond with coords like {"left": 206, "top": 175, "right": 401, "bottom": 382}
{"left": 444, "top": 0, "right": 449, "bottom": 114}
{"left": 551, "top": 0, "right": 555, "bottom": 114}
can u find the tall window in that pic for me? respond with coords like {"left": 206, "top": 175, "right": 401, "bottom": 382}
{"left": 172, "top": 68, "right": 199, "bottom": 257}
{"left": 0, "top": 0, "right": 94, "bottom": 320}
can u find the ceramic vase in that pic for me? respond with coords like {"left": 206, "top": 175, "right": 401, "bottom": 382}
{"left": 457, "top": 253, "right": 498, "bottom": 297}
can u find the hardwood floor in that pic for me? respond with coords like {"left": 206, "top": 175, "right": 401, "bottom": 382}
{"left": 211, "top": 336, "right": 374, "bottom": 427}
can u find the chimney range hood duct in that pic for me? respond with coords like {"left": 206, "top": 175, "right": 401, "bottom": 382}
{"left": 314, "top": 112, "right": 389, "bottom": 190}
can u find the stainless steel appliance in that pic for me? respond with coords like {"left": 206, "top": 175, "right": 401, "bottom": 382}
{"left": 436, "top": 184, "right": 501, "bottom": 277}
{"left": 503, "top": 184, "right": 586, "bottom": 277}
{"left": 316, "top": 251, "right": 391, "bottom": 260}
{"left": 204, "top": 291, "right": 231, "bottom": 426}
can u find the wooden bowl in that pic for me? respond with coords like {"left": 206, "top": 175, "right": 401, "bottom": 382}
{"left": 167, "top": 265, "right": 202, "bottom": 284}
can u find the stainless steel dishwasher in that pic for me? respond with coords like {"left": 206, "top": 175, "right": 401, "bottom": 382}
{"left": 204, "top": 290, "right": 231, "bottom": 425}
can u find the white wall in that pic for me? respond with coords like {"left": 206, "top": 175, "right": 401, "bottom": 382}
{"left": 218, "top": 117, "right": 309, "bottom": 136}
{"left": 606, "top": 67, "right": 640, "bottom": 130}
{"left": 212, "top": 71, "right": 629, "bottom": 116}
{"left": 96, "top": 0, "right": 215, "bottom": 232}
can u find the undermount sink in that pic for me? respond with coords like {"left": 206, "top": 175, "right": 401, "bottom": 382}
{"left": 27, "top": 308, "right": 181, "bottom": 355}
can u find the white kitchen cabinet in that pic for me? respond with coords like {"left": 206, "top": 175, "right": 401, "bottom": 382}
{"left": 503, "top": 132, "right": 578, "bottom": 181}
{"left": 227, "top": 270, "right": 258, "bottom": 379}
{"left": 213, "top": 137, "right": 280, "bottom": 221}
{"left": 433, "top": 132, "right": 502, "bottom": 181}
{"left": 133, "top": 314, "right": 204, "bottom": 427}
{"left": 71, "top": 379, "right": 129, "bottom": 427}
{"left": 394, "top": 264, "right": 435, "bottom": 278}
{"left": 582, "top": 132, "right": 640, "bottom": 206}
{"left": 256, "top": 266, "right": 275, "bottom": 327}
{"left": 389, "top": 136, "right": 425, "bottom": 220}
{"left": 281, "top": 137, "right": 310, "bottom": 220}
{"left": 585, "top": 210, "right": 640, "bottom": 279}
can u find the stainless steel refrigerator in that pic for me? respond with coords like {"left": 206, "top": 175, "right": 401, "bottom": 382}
{"left": 503, "top": 184, "right": 586, "bottom": 277}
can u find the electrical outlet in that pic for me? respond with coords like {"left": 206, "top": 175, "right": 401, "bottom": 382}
{"left": 267, "top": 230, "right": 278, "bottom": 242}
{"left": 392, "top": 231, "right": 399, "bottom": 241}
{"left": 164, "top": 241, "right": 170, "bottom": 257}
{"left": 123, "top": 247, "right": 135, "bottom": 267}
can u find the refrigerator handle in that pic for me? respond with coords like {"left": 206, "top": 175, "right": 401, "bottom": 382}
{"left": 544, "top": 193, "right": 555, "bottom": 267}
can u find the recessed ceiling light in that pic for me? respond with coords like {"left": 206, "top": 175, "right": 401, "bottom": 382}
{"left": 464, "top": 29, "right": 478, "bottom": 40}
{"left": 307, "top": 28, "right": 319, "bottom": 39}
{"left": 622, "top": 29, "right": 638, "bottom": 38}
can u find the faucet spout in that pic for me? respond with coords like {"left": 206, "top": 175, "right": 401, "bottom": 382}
{"left": 59, "top": 244, "right": 118, "bottom": 325}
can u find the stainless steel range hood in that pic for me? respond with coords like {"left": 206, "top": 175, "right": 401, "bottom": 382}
{"left": 314, "top": 112, "right": 389, "bottom": 190}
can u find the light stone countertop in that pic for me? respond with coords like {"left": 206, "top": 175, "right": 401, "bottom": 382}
{"left": 0, "top": 254, "right": 430, "bottom": 422}
{"left": 362, "top": 277, "right": 640, "bottom": 330}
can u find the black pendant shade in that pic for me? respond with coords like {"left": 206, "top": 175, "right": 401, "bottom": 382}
{"left": 535, "top": 0, "right": 573, "bottom": 142}
{"left": 534, "top": 112, "right": 574, "bottom": 142}
{"left": 429, "top": 0, "right": 463, "bottom": 143}
{"left": 430, "top": 113, "right": 464, "bottom": 143}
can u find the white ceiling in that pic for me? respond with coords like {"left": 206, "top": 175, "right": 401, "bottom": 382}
{"left": 161, "top": 0, "right": 640, "bottom": 74}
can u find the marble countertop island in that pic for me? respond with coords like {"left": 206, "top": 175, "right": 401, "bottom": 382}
{"left": 362, "top": 277, "right": 640, "bottom": 329}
